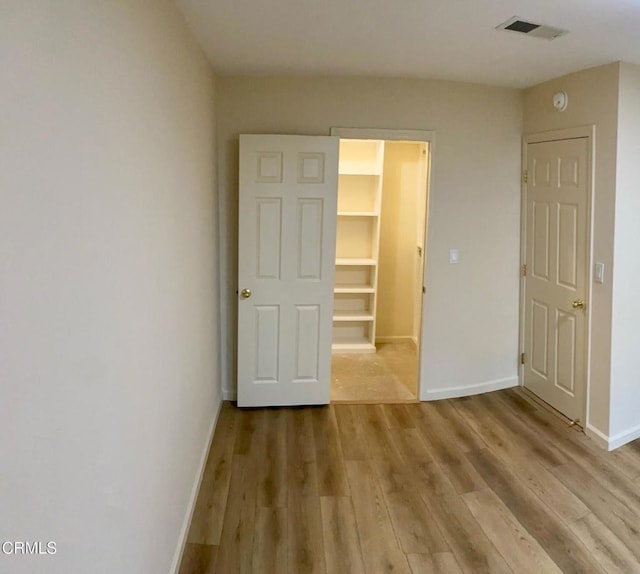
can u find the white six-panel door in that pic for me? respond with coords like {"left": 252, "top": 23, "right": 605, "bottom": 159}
{"left": 523, "top": 137, "right": 589, "bottom": 422}
{"left": 237, "top": 135, "right": 338, "bottom": 407}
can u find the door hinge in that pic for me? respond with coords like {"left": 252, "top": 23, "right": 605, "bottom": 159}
{"left": 422, "top": 285, "right": 426, "bottom": 294}
{"left": 521, "top": 264, "right": 527, "bottom": 277}
{"left": 523, "top": 170, "right": 528, "bottom": 184}
{"left": 520, "top": 352, "right": 526, "bottom": 365}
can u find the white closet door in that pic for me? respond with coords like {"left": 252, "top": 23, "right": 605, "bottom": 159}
{"left": 237, "top": 134, "right": 338, "bottom": 407}
{"left": 523, "top": 137, "right": 589, "bottom": 422}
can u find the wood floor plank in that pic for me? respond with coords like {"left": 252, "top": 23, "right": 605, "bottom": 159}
{"left": 320, "top": 496, "right": 365, "bottom": 574}
{"left": 432, "top": 553, "right": 464, "bottom": 573}
{"left": 499, "top": 391, "right": 640, "bottom": 516}
{"left": 233, "top": 408, "right": 265, "bottom": 455}
{"left": 178, "top": 543, "right": 217, "bottom": 574}
{"left": 345, "top": 459, "right": 412, "bottom": 574}
{"left": 287, "top": 408, "right": 318, "bottom": 497}
{"left": 500, "top": 389, "right": 640, "bottom": 482}
{"left": 180, "top": 395, "right": 640, "bottom": 574}
{"left": 502, "top": 388, "right": 640, "bottom": 483}
{"left": 252, "top": 507, "right": 288, "bottom": 573}
{"left": 549, "top": 461, "right": 640, "bottom": 562}
{"left": 477, "top": 393, "right": 569, "bottom": 468}
{"left": 465, "top": 448, "right": 604, "bottom": 574}
{"left": 215, "top": 454, "right": 259, "bottom": 574}
{"left": 333, "top": 404, "right": 369, "bottom": 461}
{"left": 287, "top": 408, "right": 316, "bottom": 462}
{"left": 257, "top": 408, "right": 287, "bottom": 508}
{"left": 287, "top": 407, "right": 325, "bottom": 573}
{"left": 627, "top": 439, "right": 640, "bottom": 455}
{"left": 408, "top": 403, "right": 487, "bottom": 494}
{"left": 452, "top": 396, "right": 591, "bottom": 523}
{"left": 430, "top": 400, "right": 488, "bottom": 453}
{"left": 382, "top": 403, "right": 416, "bottom": 429}
{"left": 311, "top": 407, "right": 350, "bottom": 496}
{"left": 287, "top": 495, "right": 326, "bottom": 574}
{"left": 374, "top": 429, "right": 449, "bottom": 555}
{"left": 407, "top": 553, "right": 435, "bottom": 574}
{"left": 359, "top": 404, "right": 404, "bottom": 463}
{"left": 407, "top": 552, "right": 465, "bottom": 574}
{"left": 388, "top": 427, "right": 436, "bottom": 471}
{"left": 462, "top": 489, "right": 562, "bottom": 574}
{"left": 375, "top": 458, "right": 449, "bottom": 554}
{"left": 569, "top": 512, "right": 640, "bottom": 574}
{"left": 418, "top": 488, "right": 513, "bottom": 574}
{"left": 187, "top": 402, "right": 238, "bottom": 545}
{"left": 606, "top": 443, "right": 640, "bottom": 481}
{"left": 570, "top": 452, "right": 640, "bottom": 516}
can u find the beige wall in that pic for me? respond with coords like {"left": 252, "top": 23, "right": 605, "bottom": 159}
{"left": 610, "top": 63, "right": 640, "bottom": 441}
{"left": 217, "top": 76, "right": 523, "bottom": 399}
{"left": 377, "top": 142, "right": 422, "bottom": 340}
{"left": 523, "top": 62, "right": 620, "bottom": 437}
{"left": 0, "top": 2, "right": 219, "bottom": 573}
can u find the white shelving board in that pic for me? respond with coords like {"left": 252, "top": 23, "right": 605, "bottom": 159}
{"left": 333, "top": 310, "right": 375, "bottom": 322}
{"left": 337, "top": 211, "right": 378, "bottom": 217}
{"left": 334, "top": 284, "right": 375, "bottom": 294}
{"left": 335, "top": 258, "right": 376, "bottom": 266}
{"left": 332, "top": 139, "right": 385, "bottom": 354}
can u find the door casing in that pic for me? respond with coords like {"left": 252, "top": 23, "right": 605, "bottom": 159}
{"left": 519, "top": 126, "right": 595, "bottom": 426}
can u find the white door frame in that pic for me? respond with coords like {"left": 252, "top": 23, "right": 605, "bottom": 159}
{"left": 519, "top": 126, "right": 595, "bottom": 427}
{"left": 331, "top": 127, "right": 436, "bottom": 401}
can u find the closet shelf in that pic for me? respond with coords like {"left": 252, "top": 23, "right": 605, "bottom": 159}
{"left": 332, "top": 338, "right": 376, "bottom": 353}
{"left": 334, "top": 284, "right": 375, "bottom": 294}
{"left": 333, "top": 311, "right": 374, "bottom": 322}
{"left": 337, "top": 211, "right": 378, "bottom": 217}
{"left": 338, "top": 164, "right": 382, "bottom": 176}
{"left": 335, "top": 258, "right": 376, "bottom": 266}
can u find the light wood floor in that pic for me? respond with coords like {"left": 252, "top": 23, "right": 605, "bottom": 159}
{"left": 179, "top": 388, "right": 640, "bottom": 574}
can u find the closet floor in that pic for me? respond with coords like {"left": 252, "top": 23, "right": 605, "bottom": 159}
{"left": 331, "top": 341, "right": 417, "bottom": 402}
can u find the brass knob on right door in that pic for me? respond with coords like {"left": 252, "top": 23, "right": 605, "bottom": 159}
{"left": 572, "top": 299, "right": 585, "bottom": 310}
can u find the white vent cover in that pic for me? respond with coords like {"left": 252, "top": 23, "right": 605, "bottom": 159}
{"left": 496, "top": 16, "right": 568, "bottom": 40}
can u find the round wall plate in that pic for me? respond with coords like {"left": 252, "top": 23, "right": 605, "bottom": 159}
{"left": 553, "top": 91, "right": 568, "bottom": 111}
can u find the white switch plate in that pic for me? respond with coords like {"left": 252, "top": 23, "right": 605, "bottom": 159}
{"left": 449, "top": 249, "right": 459, "bottom": 264}
{"left": 594, "top": 262, "right": 604, "bottom": 284}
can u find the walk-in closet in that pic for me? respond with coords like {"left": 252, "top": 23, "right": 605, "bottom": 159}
{"left": 331, "top": 138, "right": 430, "bottom": 401}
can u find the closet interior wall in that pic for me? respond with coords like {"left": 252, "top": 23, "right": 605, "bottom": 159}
{"left": 377, "top": 141, "right": 425, "bottom": 347}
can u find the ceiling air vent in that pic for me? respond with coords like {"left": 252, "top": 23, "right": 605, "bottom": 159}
{"left": 497, "top": 16, "right": 568, "bottom": 40}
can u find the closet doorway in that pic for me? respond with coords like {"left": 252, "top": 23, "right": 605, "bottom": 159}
{"left": 329, "top": 128, "right": 433, "bottom": 402}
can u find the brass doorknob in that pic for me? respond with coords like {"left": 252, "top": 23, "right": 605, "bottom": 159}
{"left": 240, "top": 288, "right": 252, "bottom": 299}
{"left": 572, "top": 299, "right": 585, "bottom": 309}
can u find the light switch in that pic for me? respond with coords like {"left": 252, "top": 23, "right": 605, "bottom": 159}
{"left": 594, "top": 262, "right": 605, "bottom": 284}
{"left": 449, "top": 249, "right": 459, "bottom": 264}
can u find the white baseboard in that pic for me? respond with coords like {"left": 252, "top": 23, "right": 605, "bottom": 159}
{"left": 421, "top": 376, "right": 518, "bottom": 401}
{"left": 585, "top": 421, "right": 640, "bottom": 451}
{"left": 609, "top": 423, "right": 640, "bottom": 450}
{"left": 170, "top": 397, "right": 223, "bottom": 574}
{"left": 222, "top": 388, "right": 237, "bottom": 401}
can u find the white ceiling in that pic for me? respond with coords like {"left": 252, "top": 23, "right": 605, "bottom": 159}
{"left": 175, "top": 0, "right": 640, "bottom": 88}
